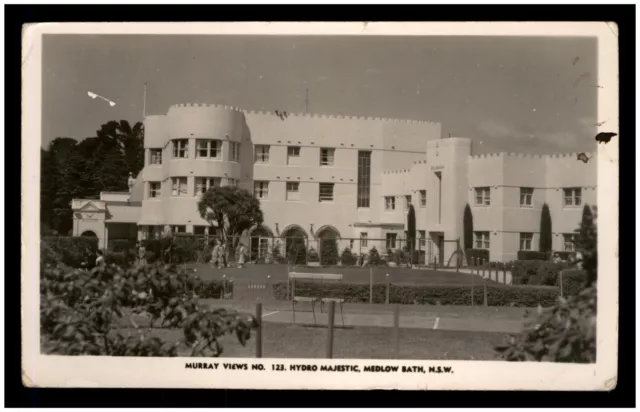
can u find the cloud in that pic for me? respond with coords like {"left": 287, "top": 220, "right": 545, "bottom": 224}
{"left": 365, "top": 68, "right": 384, "bottom": 75}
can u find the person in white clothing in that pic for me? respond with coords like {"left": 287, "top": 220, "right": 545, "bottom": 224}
{"left": 95, "top": 250, "right": 105, "bottom": 268}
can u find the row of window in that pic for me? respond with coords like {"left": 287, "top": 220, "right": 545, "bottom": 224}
{"left": 147, "top": 177, "right": 237, "bottom": 198}
{"left": 473, "top": 231, "right": 577, "bottom": 251}
{"left": 474, "top": 187, "right": 583, "bottom": 208}
{"left": 255, "top": 145, "right": 336, "bottom": 166}
{"left": 384, "top": 191, "right": 427, "bottom": 211}
{"left": 254, "top": 181, "right": 335, "bottom": 202}
{"left": 148, "top": 140, "right": 241, "bottom": 164}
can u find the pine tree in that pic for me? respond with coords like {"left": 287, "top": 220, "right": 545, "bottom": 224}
{"left": 539, "top": 203, "right": 552, "bottom": 254}
{"left": 575, "top": 204, "right": 597, "bottom": 285}
{"left": 463, "top": 204, "right": 474, "bottom": 251}
{"left": 407, "top": 204, "right": 417, "bottom": 264}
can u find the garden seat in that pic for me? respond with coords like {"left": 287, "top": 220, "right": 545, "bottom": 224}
{"left": 289, "top": 271, "right": 344, "bottom": 326}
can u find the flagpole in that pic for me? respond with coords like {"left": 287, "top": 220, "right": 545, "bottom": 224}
{"left": 143, "top": 83, "right": 147, "bottom": 119}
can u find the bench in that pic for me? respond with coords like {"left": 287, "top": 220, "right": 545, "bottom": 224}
{"left": 289, "top": 272, "right": 345, "bottom": 326}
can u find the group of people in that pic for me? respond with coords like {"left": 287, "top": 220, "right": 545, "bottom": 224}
{"left": 210, "top": 239, "right": 247, "bottom": 269}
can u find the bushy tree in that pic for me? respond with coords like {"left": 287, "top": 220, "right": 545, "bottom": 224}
{"left": 575, "top": 204, "right": 597, "bottom": 286}
{"left": 539, "top": 203, "right": 552, "bottom": 254}
{"left": 340, "top": 247, "right": 356, "bottom": 266}
{"left": 197, "top": 186, "right": 264, "bottom": 254}
{"left": 463, "top": 204, "right": 473, "bottom": 251}
{"left": 40, "top": 120, "right": 145, "bottom": 234}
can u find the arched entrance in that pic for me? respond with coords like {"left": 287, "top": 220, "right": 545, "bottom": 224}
{"left": 81, "top": 230, "right": 97, "bottom": 238}
{"left": 316, "top": 225, "right": 341, "bottom": 265}
{"left": 281, "top": 225, "right": 308, "bottom": 265}
{"left": 249, "top": 225, "right": 274, "bottom": 261}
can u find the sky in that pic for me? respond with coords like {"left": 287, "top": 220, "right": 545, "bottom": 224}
{"left": 42, "top": 35, "right": 598, "bottom": 154}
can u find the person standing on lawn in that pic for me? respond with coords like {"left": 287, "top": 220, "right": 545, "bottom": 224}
{"left": 219, "top": 241, "right": 228, "bottom": 268}
{"left": 237, "top": 242, "right": 247, "bottom": 268}
{"left": 211, "top": 239, "right": 220, "bottom": 268}
{"left": 95, "top": 250, "right": 105, "bottom": 268}
{"left": 136, "top": 241, "right": 147, "bottom": 267}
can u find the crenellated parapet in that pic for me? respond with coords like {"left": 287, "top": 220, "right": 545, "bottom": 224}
{"left": 168, "top": 102, "right": 439, "bottom": 125}
{"left": 468, "top": 151, "right": 596, "bottom": 160}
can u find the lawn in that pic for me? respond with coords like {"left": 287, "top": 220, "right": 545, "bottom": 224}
{"left": 143, "top": 322, "right": 510, "bottom": 360}
{"left": 187, "top": 263, "right": 492, "bottom": 286}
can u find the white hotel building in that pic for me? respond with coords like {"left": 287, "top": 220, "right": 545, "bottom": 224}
{"left": 71, "top": 103, "right": 597, "bottom": 263}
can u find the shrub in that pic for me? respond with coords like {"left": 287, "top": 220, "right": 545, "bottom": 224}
{"left": 273, "top": 281, "right": 559, "bottom": 307}
{"left": 109, "top": 239, "right": 136, "bottom": 253}
{"left": 272, "top": 240, "right": 287, "bottom": 264}
{"left": 393, "top": 249, "right": 403, "bottom": 265}
{"left": 558, "top": 269, "right": 588, "bottom": 297}
{"left": 41, "top": 236, "right": 99, "bottom": 268}
{"left": 463, "top": 204, "right": 473, "bottom": 251}
{"left": 40, "top": 261, "right": 257, "bottom": 357}
{"left": 368, "top": 247, "right": 383, "bottom": 266}
{"left": 286, "top": 238, "right": 307, "bottom": 265}
{"left": 496, "top": 286, "right": 596, "bottom": 362}
{"left": 517, "top": 250, "right": 550, "bottom": 261}
{"left": 466, "top": 248, "right": 489, "bottom": 265}
{"left": 320, "top": 238, "right": 339, "bottom": 266}
{"left": 539, "top": 203, "right": 552, "bottom": 253}
{"left": 512, "top": 261, "right": 568, "bottom": 286}
{"left": 340, "top": 248, "right": 356, "bottom": 266}
{"left": 105, "top": 251, "right": 136, "bottom": 267}
{"left": 307, "top": 247, "right": 319, "bottom": 263}
{"left": 488, "top": 261, "right": 515, "bottom": 271}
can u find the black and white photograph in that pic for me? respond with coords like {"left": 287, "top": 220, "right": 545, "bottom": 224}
{"left": 21, "top": 21, "right": 619, "bottom": 391}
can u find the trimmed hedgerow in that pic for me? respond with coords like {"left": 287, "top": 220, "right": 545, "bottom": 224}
{"left": 41, "top": 236, "right": 99, "bottom": 268}
{"left": 517, "top": 250, "right": 551, "bottom": 261}
{"left": 466, "top": 249, "right": 490, "bottom": 265}
{"left": 558, "top": 269, "right": 588, "bottom": 298}
{"left": 273, "top": 281, "right": 559, "bottom": 307}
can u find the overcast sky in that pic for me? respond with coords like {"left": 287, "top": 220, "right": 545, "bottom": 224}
{"left": 42, "top": 35, "right": 598, "bottom": 154}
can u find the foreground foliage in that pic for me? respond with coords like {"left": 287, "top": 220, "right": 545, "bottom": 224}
{"left": 41, "top": 262, "right": 259, "bottom": 357}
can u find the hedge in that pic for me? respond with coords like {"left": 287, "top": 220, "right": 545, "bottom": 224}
{"left": 273, "top": 281, "right": 559, "bottom": 307}
{"left": 466, "top": 249, "right": 490, "bottom": 265}
{"left": 517, "top": 250, "right": 551, "bottom": 261}
{"left": 552, "top": 251, "right": 576, "bottom": 261}
{"left": 558, "top": 269, "right": 588, "bottom": 297}
{"left": 512, "top": 261, "right": 568, "bottom": 286}
{"left": 41, "top": 236, "right": 99, "bottom": 267}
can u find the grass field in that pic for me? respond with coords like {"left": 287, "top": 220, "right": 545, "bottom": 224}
{"left": 187, "top": 263, "right": 494, "bottom": 286}
{"left": 142, "top": 322, "right": 509, "bottom": 360}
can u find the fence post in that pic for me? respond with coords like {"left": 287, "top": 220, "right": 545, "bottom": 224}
{"left": 393, "top": 304, "right": 400, "bottom": 359}
{"left": 559, "top": 270, "right": 564, "bottom": 297}
{"left": 369, "top": 267, "right": 373, "bottom": 304}
{"left": 326, "top": 301, "right": 335, "bottom": 359}
{"left": 385, "top": 273, "right": 390, "bottom": 305}
{"left": 255, "top": 303, "right": 263, "bottom": 358}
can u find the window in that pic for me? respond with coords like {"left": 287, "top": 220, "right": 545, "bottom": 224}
{"left": 195, "top": 177, "right": 221, "bottom": 195}
{"left": 150, "top": 149, "right": 163, "bottom": 165}
{"left": 254, "top": 145, "right": 270, "bottom": 164}
{"left": 230, "top": 142, "right": 240, "bottom": 162}
{"left": 405, "top": 195, "right": 412, "bottom": 209}
{"left": 419, "top": 230, "right": 426, "bottom": 247}
{"left": 320, "top": 148, "right": 335, "bottom": 166}
{"left": 254, "top": 181, "right": 269, "bottom": 199}
{"left": 474, "top": 231, "right": 490, "bottom": 249}
{"left": 386, "top": 233, "right": 397, "bottom": 250}
{"left": 563, "top": 188, "right": 582, "bottom": 207}
{"left": 227, "top": 178, "right": 237, "bottom": 187}
{"left": 196, "top": 139, "right": 221, "bottom": 159}
{"left": 360, "top": 232, "right": 368, "bottom": 247}
{"left": 319, "top": 183, "right": 334, "bottom": 202}
{"left": 148, "top": 182, "right": 161, "bottom": 199}
{"left": 171, "top": 225, "right": 186, "bottom": 234}
{"left": 563, "top": 234, "right": 577, "bottom": 251}
{"left": 287, "top": 146, "right": 301, "bottom": 165}
{"left": 420, "top": 190, "right": 427, "bottom": 207}
{"left": 172, "top": 139, "right": 189, "bottom": 158}
{"left": 519, "top": 233, "right": 533, "bottom": 251}
{"left": 171, "top": 177, "right": 188, "bottom": 197}
{"left": 357, "top": 151, "right": 371, "bottom": 208}
{"left": 520, "top": 187, "right": 534, "bottom": 207}
{"left": 286, "top": 182, "right": 300, "bottom": 201}
{"left": 385, "top": 196, "right": 395, "bottom": 211}
{"left": 475, "top": 187, "right": 491, "bottom": 206}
